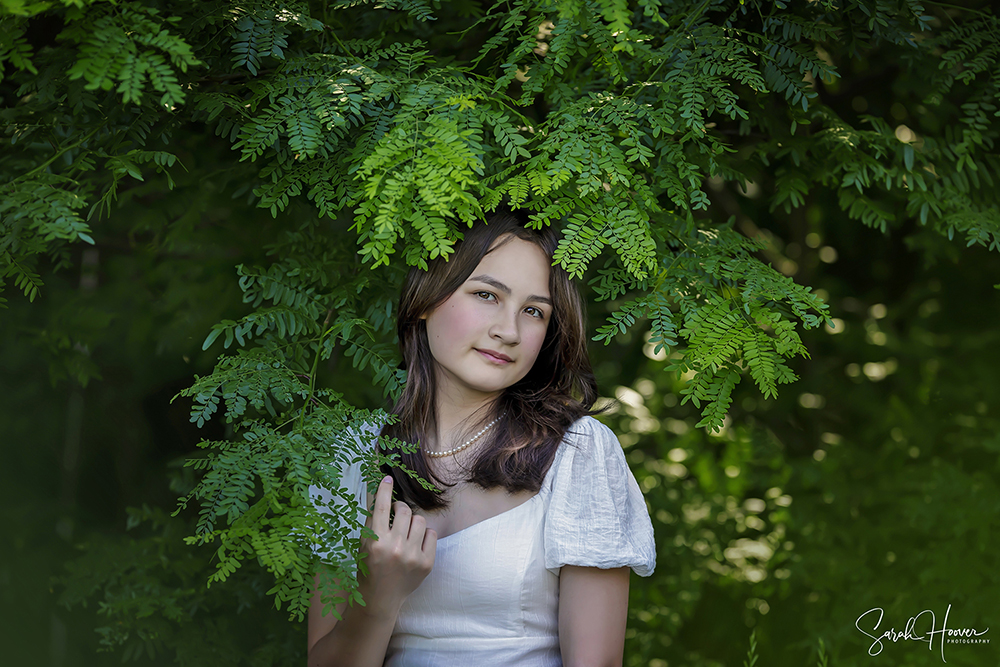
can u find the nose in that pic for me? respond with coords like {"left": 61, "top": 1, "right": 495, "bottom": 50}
{"left": 489, "top": 305, "right": 520, "bottom": 345}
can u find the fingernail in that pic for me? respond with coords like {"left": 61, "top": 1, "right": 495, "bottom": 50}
{"left": 382, "top": 475, "right": 392, "bottom": 484}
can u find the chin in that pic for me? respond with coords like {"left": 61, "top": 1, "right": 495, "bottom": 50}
{"left": 465, "top": 374, "right": 521, "bottom": 396}
{"left": 469, "top": 382, "right": 512, "bottom": 396}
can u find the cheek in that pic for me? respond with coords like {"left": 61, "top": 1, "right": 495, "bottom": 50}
{"left": 445, "top": 304, "right": 480, "bottom": 337}
{"left": 523, "top": 323, "right": 550, "bottom": 358}
{"left": 427, "top": 302, "right": 481, "bottom": 343}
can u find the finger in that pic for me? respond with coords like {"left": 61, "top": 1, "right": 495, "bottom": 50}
{"left": 407, "top": 513, "right": 427, "bottom": 543}
{"left": 422, "top": 528, "right": 438, "bottom": 558}
{"left": 391, "top": 501, "right": 411, "bottom": 533}
{"left": 370, "top": 476, "right": 393, "bottom": 534}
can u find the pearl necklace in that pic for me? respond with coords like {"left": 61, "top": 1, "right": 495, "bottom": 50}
{"left": 423, "top": 415, "right": 502, "bottom": 459}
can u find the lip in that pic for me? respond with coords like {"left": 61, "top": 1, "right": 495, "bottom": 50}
{"left": 476, "top": 348, "right": 513, "bottom": 364}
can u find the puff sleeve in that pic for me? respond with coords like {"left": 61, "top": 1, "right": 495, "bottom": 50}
{"left": 543, "top": 417, "right": 656, "bottom": 577}
{"left": 307, "top": 429, "right": 371, "bottom": 563}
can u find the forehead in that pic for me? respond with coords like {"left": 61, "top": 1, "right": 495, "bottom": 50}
{"left": 471, "top": 236, "right": 551, "bottom": 295}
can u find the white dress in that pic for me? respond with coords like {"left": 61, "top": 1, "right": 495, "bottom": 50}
{"left": 311, "top": 416, "right": 656, "bottom": 666}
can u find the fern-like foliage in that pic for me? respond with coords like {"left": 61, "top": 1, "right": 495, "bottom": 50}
{"left": 170, "top": 231, "right": 414, "bottom": 620}
{"left": 0, "top": 15, "right": 38, "bottom": 80}
{"left": 3, "top": 0, "right": 999, "bottom": 636}
{"left": 61, "top": 2, "right": 200, "bottom": 106}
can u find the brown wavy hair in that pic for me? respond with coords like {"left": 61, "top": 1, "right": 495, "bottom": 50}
{"left": 380, "top": 209, "right": 598, "bottom": 510}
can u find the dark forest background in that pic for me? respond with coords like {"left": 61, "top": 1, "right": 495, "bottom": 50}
{"left": 1, "top": 1, "right": 998, "bottom": 666}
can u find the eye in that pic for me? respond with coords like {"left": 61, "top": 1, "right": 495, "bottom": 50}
{"left": 474, "top": 291, "right": 496, "bottom": 302}
{"left": 524, "top": 306, "right": 545, "bottom": 319}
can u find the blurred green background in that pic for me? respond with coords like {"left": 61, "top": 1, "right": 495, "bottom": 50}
{"left": 2, "top": 168, "right": 997, "bottom": 667}
{"left": 2, "top": 1, "right": 999, "bottom": 666}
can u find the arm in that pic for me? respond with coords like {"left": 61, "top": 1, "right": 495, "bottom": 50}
{"left": 558, "top": 566, "right": 631, "bottom": 667}
{"left": 307, "top": 476, "right": 437, "bottom": 667}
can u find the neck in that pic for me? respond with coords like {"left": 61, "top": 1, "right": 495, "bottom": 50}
{"left": 430, "top": 385, "right": 498, "bottom": 451}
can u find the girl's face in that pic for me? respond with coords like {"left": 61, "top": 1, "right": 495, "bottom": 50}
{"left": 422, "top": 235, "right": 552, "bottom": 406}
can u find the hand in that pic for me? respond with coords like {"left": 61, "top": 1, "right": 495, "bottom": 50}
{"left": 357, "top": 475, "right": 437, "bottom": 616}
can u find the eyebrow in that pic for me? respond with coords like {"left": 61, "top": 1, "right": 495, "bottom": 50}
{"left": 469, "top": 274, "right": 553, "bottom": 306}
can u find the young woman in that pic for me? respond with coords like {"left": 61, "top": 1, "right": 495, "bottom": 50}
{"left": 308, "top": 211, "right": 655, "bottom": 666}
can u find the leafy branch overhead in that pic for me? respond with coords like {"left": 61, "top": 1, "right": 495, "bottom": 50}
{"left": 4, "top": 0, "right": 999, "bottom": 633}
